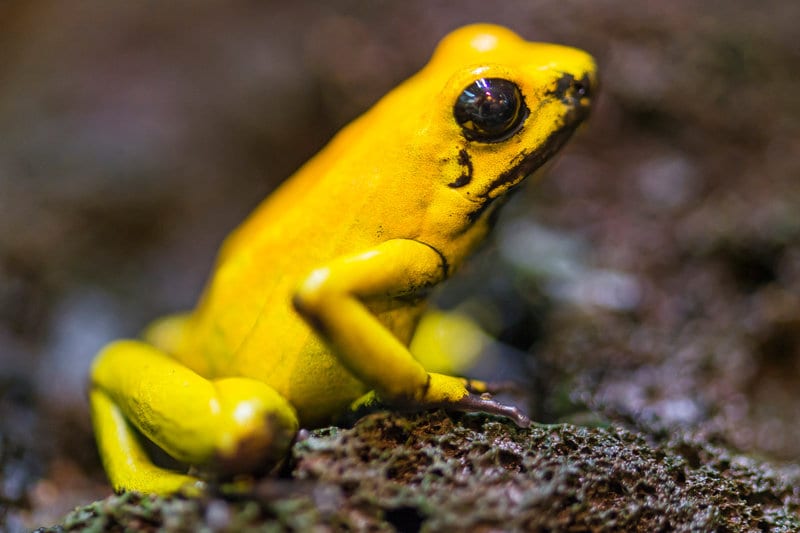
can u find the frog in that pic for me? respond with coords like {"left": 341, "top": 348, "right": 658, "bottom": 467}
{"left": 89, "top": 23, "right": 596, "bottom": 494}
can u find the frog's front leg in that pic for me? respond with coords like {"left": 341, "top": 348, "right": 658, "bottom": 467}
{"left": 292, "top": 238, "right": 530, "bottom": 427}
{"left": 90, "top": 340, "right": 299, "bottom": 494}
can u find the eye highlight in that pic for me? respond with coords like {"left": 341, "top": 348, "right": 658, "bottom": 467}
{"left": 454, "top": 78, "right": 528, "bottom": 142}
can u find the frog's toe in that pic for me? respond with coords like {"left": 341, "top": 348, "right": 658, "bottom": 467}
{"left": 454, "top": 393, "right": 531, "bottom": 428}
{"left": 468, "top": 379, "right": 526, "bottom": 395}
{"left": 463, "top": 377, "right": 489, "bottom": 394}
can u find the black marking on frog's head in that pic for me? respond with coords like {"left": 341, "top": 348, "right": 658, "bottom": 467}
{"left": 465, "top": 182, "right": 521, "bottom": 226}
{"left": 447, "top": 149, "right": 474, "bottom": 188}
{"left": 548, "top": 72, "right": 594, "bottom": 106}
{"left": 481, "top": 121, "right": 578, "bottom": 198}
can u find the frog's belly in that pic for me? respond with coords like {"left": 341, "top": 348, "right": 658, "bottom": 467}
{"left": 184, "top": 249, "right": 426, "bottom": 427}
{"left": 228, "top": 302, "right": 425, "bottom": 427}
{"left": 236, "top": 328, "right": 368, "bottom": 427}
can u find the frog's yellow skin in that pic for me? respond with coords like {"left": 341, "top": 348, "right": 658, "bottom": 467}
{"left": 90, "top": 24, "right": 596, "bottom": 494}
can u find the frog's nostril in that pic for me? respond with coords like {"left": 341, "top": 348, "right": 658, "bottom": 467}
{"left": 574, "top": 80, "right": 589, "bottom": 99}
{"left": 550, "top": 73, "right": 594, "bottom": 105}
{"left": 578, "top": 72, "right": 597, "bottom": 100}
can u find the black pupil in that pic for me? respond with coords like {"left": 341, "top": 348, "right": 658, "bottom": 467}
{"left": 454, "top": 78, "right": 525, "bottom": 142}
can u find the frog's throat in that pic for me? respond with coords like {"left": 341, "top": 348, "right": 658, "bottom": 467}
{"left": 460, "top": 74, "right": 592, "bottom": 229}
{"left": 463, "top": 116, "right": 582, "bottom": 227}
{"left": 483, "top": 118, "right": 578, "bottom": 199}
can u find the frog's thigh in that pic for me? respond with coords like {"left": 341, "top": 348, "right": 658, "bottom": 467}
{"left": 141, "top": 312, "right": 192, "bottom": 354}
{"left": 90, "top": 340, "right": 298, "bottom": 493}
{"left": 409, "top": 309, "right": 491, "bottom": 376}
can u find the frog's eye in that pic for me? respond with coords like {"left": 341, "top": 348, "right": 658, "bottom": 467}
{"left": 454, "top": 78, "right": 528, "bottom": 142}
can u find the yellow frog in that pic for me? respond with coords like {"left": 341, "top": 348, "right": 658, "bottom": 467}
{"left": 90, "top": 24, "right": 596, "bottom": 494}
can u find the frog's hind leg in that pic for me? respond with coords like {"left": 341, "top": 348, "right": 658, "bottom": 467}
{"left": 90, "top": 340, "right": 299, "bottom": 494}
{"left": 140, "top": 312, "right": 193, "bottom": 355}
{"left": 409, "top": 309, "right": 526, "bottom": 395}
{"left": 89, "top": 386, "right": 198, "bottom": 494}
{"left": 409, "top": 309, "right": 491, "bottom": 376}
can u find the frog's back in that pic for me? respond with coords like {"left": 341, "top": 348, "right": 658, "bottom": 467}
{"left": 181, "top": 177, "right": 372, "bottom": 353}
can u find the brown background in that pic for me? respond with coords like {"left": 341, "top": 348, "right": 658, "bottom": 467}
{"left": 1, "top": 0, "right": 799, "bottom": 528}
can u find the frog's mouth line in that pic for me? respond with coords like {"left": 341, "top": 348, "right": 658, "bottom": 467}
{"left": 465, "top": 116, "right": 584, "bottom": 224}
{"left": 487, "top": 118, "right": 581, "bottom": 194}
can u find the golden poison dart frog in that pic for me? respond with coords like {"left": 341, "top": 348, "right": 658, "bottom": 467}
{"left": 90, "top": 24, "right": 596, "bottom": 494}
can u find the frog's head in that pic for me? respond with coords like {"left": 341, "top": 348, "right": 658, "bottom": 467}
{"left": 426, "top": 25, "right": 596, "bottom": 219}
{"left": 313, "top": 24, "right": 595, "bottom": 263}
{"left": 389, "top": 24, "right": 596, "bottom": 256}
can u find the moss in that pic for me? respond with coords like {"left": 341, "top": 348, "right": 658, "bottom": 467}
{"left": 43, "top": 410, "right": 800, "bottom": 532}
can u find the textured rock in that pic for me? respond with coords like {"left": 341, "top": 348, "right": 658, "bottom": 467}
{"left": 49, "top": 411, "right": 800, "bottom": 532}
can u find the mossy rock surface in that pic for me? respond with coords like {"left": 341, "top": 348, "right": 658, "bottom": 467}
{"left": 45, "top": 411, "right": 800, "bottom": 532}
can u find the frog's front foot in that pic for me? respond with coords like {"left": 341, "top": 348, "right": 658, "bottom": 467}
{"left": 449, "top": 392, "right": 531, "bottom": 428}
{"left": 422, "top": 373, "right": 531, "bottom": 428}
{"left": 464, "top": 378, "right": 526, "bottom": 396}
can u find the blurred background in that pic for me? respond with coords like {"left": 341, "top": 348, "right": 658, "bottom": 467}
{"left": 2, "top": 0, "right": 799, "bottom": 528}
